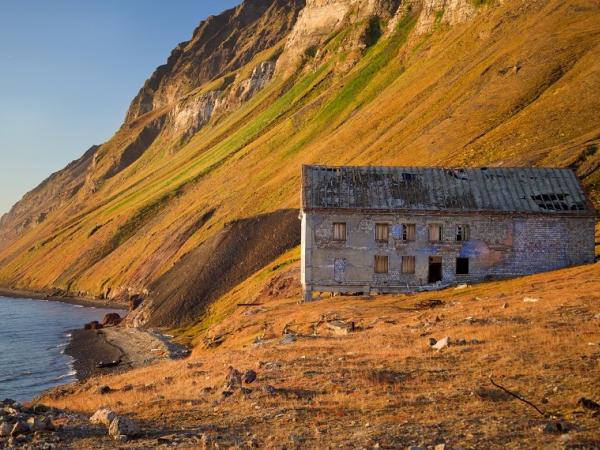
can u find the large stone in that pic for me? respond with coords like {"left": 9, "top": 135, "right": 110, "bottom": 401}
{"left": 224, "top": 367, "right": 242, "bottom": 390}
{"left": 84, "top": 321, "right": 103, "bottom": 330}
{"left": 90, "top": 408, "right": 117, "bottom": 427}
{"left": 97, "top": 385, "right": 112, "bottom": 395}
{"left": 432, "top": 337, "right": 449, "bottom": 351}
{"left": 10, "top": 421, "right": 29, "bottom": 436}
{"left": 101, "top": 313, "right": 122, "bottom": 327}
{"left": 26, "top": 416, "right": 53, "bottom": 432}
{"left": 243, "top": 370, "right": 257, "bottom": 384}
{"left": 0, "top": 421, "right": 12, "bottom": 437}
{"left": 108, "top": 416, "right": 140, "bottom": 439}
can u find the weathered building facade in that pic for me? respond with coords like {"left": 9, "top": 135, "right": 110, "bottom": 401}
{"left": 300, "top": 165, "right": 596, "bottom": 300}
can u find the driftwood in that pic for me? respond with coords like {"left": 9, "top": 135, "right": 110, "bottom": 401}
{"left": 237, "top": 303, "right": 264, "bottom": 307}
{"left": 489, "top": 376, "right": 546, "bottom": 417}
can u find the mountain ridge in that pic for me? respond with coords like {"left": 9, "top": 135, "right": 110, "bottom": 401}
{"left": 0, "top": 0, "right": 598, "bottom": 327}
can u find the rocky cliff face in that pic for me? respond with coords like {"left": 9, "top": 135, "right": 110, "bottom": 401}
{"left": 0, "top": 0, "right": 597, "bottom": 327}
{"left": 125, "top": 0, "right": 304, "bottom": 124}
{"left": 0, "top": 0, "right": 303, "bottom": 248}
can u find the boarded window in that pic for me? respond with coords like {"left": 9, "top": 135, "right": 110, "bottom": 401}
{"left": 333, "top": 223, "right": 347, "bottom": 241}
{"left": 402, "top": 256, "right": 416, "bottom": 274}
{"left": 374, "top": 255, "right": 389, "bottom": 274}
{"left": 456, "top": 225, "right": 470, "bottom": 241}
{"left": 375, "top": 223, "right": 389, "bottom": 242}
{"left": 428, "top": 224, "right": 442, "bottom": 241}
{"left": 402, "top": 224, "right": 416, "bottom": 241}
{"left": 456, "top": 257, "right": 469, "bottom": 274}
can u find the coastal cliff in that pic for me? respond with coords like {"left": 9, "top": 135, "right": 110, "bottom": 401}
{"left": 0, "top": 0, "right": 598, "bottom": 329}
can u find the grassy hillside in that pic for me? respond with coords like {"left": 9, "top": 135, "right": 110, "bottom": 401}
{"left": 0, "top": 0, "right": 598, "bottom": 307}
{"left": 40, "top": 261, "right": 600, "bottom": 448}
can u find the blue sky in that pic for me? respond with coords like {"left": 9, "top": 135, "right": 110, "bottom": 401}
{"left": 0, "top": 0, "right": 240, "bottom": 215}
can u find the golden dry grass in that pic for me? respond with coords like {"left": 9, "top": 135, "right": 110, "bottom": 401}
{"left": 0, "top": 0, "right": 598, "bottom": 298}
{"left": 40, "top": 262, "right": 600, "bottom": 449}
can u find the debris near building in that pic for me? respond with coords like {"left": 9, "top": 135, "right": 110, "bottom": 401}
{"left": 300, "top": 165, "right": 597, "bottom": 300}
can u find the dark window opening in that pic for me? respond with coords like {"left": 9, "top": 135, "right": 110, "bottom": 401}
{"left": 456, "top": 225, "right": 470, "bottom": 241}
{"left": 456, "top": 258, "right": 469, "bottom": 275}
{"left": 428, "top": 256, "right": 442, "bottom": 283}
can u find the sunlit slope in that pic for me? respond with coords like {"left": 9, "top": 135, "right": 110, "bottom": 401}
{"left": 0, "top": 0, "right": 598, "bottom": 298}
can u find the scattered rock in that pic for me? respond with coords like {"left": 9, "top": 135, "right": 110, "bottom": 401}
{"left": 326, "top": 320, "right": 355, "bottom": 335}
{"left": 431, "top": 337, "right": 449, "bottom": 351}
{"left": 90, "top": 408, "right": 117, "bottom": 427}
{"left": 243, "top": 369, "right": 257, "bottom": 384}
{"left": 101, "top": 313, "right": 122, "bottom": 327}
{"left": 455, "top": 284, "right": 468, "bottom": 290}
{"left": 434, "top": 444, "right": 446, "bottom": 450}
{"left": 541, "top": 420, "right": 570, "bottom": 434}
{"left": 129, "top": 294, "right": 144, "bottom": 311}
{"left": 577, "top": 397, "right": 600, "bottom": 411}
{"left": 84, "top": 321, "right": 103, "bottom": 330}
{"left": 108, "top": 416, "right": 140, "bottom": 440}
{"left": 263, "top": 385, "right": 277, "bottom": 395}
{"left": 121, "top": 384, "right": 134, "bottom": 392}
{"left": 280, "top": 334, "right": 297, "bottom": 344}
{"left": 163, "top": 376, "right": 174, "bottom": 385}
{"left": 225, "top": 367, "right": 242, "bottom": 390}
{"left": 27, "top": 416, "right": 53, "bottom": 432}
{"left": 97, "top": 385, "right": 111, "bottom": 395}
{"left": 241, "top": 387, "right": 253, "bottom": 396}
{"left": 10, "top": 421, "right": 29, "bottom": 436}
{"left": 502, "top": 303, "right": 509, "bottom": 309}
{"left": 0, "top": 422, "right": 12, "bottom": 437}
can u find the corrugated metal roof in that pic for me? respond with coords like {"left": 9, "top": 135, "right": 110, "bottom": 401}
{"left": 301, "top": 165, "right": 596, "bottom": 215}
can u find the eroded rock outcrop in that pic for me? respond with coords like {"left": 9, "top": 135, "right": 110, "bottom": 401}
{"left": 125, "top": 0, "right": 304, "bottom": 123}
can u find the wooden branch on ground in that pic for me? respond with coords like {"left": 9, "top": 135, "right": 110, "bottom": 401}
{"left": 489, "top": 375, "right": 547, "bottom": 417}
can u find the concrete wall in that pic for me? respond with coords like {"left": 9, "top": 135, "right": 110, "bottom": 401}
{"left": 301, "top": 211, "right": 596, "bottom": 297}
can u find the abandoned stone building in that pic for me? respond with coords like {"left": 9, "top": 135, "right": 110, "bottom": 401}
{"left": 300, "top": 165, "right": 596, "bottom": 300}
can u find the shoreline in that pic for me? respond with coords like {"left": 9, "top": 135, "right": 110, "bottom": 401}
{"left": 64, "top": 326, "right": 190, "bottom": 381}
{"left": 0, "top": 286, "right": 125, "bottom": 309}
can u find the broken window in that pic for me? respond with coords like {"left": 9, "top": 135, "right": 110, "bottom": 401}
{"left": 531, "top": 193, "right": 574, "bottom": 211}
{"left": 428, "top": 224, "right": 442, "bottom": 242}
{"left": 402, "top": 256, "right": 416, "bottom": 274}
{"left": 402, "top": 224, "right": 416, "bottom": 241}
{"left": 374, "top": 255, "right": 389, "bottom": 274}
{"left": 333, "top": 223, "right": 347, "bottom": 241}
{"left": 456, "top": 225, "right": 470, "bottom": 241}
{"left": 456, "top": 257, "right": 469, "bottom": 275}
{"left": 375, "top": 223, "right": 390, "bottom": 243}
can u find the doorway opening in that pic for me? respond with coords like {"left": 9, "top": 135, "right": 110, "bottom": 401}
{"left": 428, "top": 256, "right": 443, "bottom": 283}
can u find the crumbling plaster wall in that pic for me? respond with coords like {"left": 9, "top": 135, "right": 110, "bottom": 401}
{"left": 301, "top": 211, "right": 596, "bottom": 294}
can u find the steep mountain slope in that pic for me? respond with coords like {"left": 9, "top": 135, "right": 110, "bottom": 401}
{"left": 0, "top": 0, "right": 598, "bottom": 326}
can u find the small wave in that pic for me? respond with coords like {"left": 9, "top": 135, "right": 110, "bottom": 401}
{"left": 54, "top": 370, "right": 76, "bottom": 381}
{"left": 73, "top": 305, "right": 84, "bottom": 308}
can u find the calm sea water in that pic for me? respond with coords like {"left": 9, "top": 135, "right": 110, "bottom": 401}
{"left": 0, "top": 296, "right": 123, "bottom": 401}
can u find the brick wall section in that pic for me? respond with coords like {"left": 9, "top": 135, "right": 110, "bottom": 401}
{"left": 301, "top": 211, "right": 596, "bottom": 295}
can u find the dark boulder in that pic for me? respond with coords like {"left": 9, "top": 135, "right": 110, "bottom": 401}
{"left": 84, "top": 321, "right": 103, "bottom": 330}
{"left": 129, "top": 295, "right": 144, "bottom": 311}
{"left": 243, "top": 370, "right": 257, "bottom": 384}
{"left": 101, "top": 313, "right": 122, "bottom": 327}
